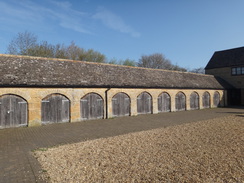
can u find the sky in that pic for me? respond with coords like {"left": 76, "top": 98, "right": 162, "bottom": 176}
{"left": 0, "top": 0, "right": 244, "bottom": 69}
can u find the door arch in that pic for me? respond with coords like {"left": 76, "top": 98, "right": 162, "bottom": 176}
{"left": 112, "top": 92, "right": 130, "bottom": 117}
{"left": 80, "top": 93, "right": 104, "bottom": 120}
{"left": 213, "top": 91, "right": 220, "bottom": 107}
{"left": 0, "top": 94, "right": 27, "bottom": 128}
{"left": 137, "top": 92, "right": 152, "bottom": 114}
{"left": 202, "top": 92, "right": 210, "bottom": 108}
{"left": 190, "top": 92, "right": 199, "bottom": 110}
{"left": 175, "top": 92, "right": 186, "bottom": 111}
{"left": 41, "top": 94, "right": 70, "bottom": 124}
{"left": 158, "top": 92, "right": 171, "bottom": 112}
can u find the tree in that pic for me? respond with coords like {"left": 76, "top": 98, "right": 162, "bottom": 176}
{"left": 26, "top": 41, "right": 55, "bottom": 58}
{"left": 188, "top": 67, "right": 205, "bottom": 74}
{"left": 7, "top": 32, "right": 106, "bottom": 63}
{"left": 138, "top": 53, "right": 187, "bottom": 72}
{"left": 120, "top": 59, "right": 136, "bottom": 66}
{"left": 80, "top": 49, "right": 106, "bottom": 63}
{"left": 107, "top": 58, "right": 118, "bottom": 65}
{"left": 138, "top": 53, "right": 173, "bottom": 69}
{"left": 7, "top": 31, "right": 38, "bottom": 55}
{"left": 66, "top": 41, "right": 83, "bottom": 60}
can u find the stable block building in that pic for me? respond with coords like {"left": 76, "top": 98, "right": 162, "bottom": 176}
{"left": 0, "top": 54, "right": 232, "bottom": 128}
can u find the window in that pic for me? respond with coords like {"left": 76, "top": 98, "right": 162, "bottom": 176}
{"left": 232, "top": 67, "right": 244, "bottom": 75}
{"left": 237, "top": 67, "right": 241, "bottom": 75}
{"left": 232, "top": 68, "right": 236, "bottom": 75}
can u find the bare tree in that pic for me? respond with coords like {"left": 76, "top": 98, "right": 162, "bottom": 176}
{"left": 66, "top": 41, "right": 83, "bottom": 60}
{"left": 188, "top": 67, "right": 205, "bottom": 74}
{"left": 7, "top": 31, "right": 38, "bottom": 55}
{"left": 138, "top": 53, "right": 173, "bottom": 69}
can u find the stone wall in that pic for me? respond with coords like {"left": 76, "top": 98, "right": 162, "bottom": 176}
{"left": 206, "top": 67, "right": 244, "bottom": 88}
{"left": 0, "top": 87, "right": 226, "bottom": 127}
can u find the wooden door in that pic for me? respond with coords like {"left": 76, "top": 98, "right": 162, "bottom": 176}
{"left": 41, "top": 94, "right": 70, "bottom": 124}
{"left": 112, "top": 93, "right": 130, "bottom": 117}
{"left": 202, "top": 92, "right": 210, "bottom": 108}
{"left": 190, "top": 92, "right": 199, "bottom": 110}
{"left": 158, "top": 92, "right": 170, "bottom": 112}
{"left": 213, "top": 91, "right": 220, "bottom": 107}
{"left": 137, "top": 92, "right": 152, "bottom": 114}
{"left": 80, "top": 93, "right": 104, "bottom": 120}
{"left": 0, "top": 95, "right": 27, "bottom": 128}
{"left": 175, "top": 92, "right": 186, "bottom": 111}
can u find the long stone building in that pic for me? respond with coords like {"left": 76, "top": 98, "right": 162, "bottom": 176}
{"left": 0, "top": 54, "right": 230, "bottom": 129}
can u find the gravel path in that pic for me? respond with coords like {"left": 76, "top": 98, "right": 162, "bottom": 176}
{"left": 34, "top": 115, "right": 244, "bottom": 183}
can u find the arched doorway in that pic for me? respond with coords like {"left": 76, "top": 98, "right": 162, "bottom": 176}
{"left": 137, "top": 92, "right": 152, "bottom": 114}
{"left": 112, "top": 93, "right": 130, "bottom": 117}
{"left": 158, "top": 92, "right": 171, "bottom": 112}
{"left": 175, "top": 92, "right": 186, "bottom": 111}
{"left": 202, "top": 92, "right": 210, "bottom": 108}
{"left": 213, "top": 91, "right": 220, "bottom": 107}
{"left": 0, "top": 94, "right": 27, "bottom": 128}
{"left": 190, "top": 92, "right": 199, "bottom": 110}
{"left": 80, "top": 93, "right": 104, "bottom": 120}
{"left": 41, "top": 94, "right": 70, "bottom": 124}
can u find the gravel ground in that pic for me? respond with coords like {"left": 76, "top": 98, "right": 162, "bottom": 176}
{"left": 34, "top": 115, "right": 244, "bottom": 183}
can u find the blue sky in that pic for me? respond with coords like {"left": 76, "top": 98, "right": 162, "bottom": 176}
{"left": 0, "top": 0, "right": 244, "bottom": 69}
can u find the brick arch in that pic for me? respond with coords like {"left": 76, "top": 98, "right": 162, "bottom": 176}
{"left": 41, "top": 93, "right": 70, "bottom": 124}
{"left": 0, "top": 94, "right": 28, "bottom": 128}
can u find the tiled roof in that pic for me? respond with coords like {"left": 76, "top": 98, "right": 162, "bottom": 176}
{"left": 0, "top": 54, "right": 231, "bottom": 89}
{"left": 205, "top": 47, "right": 244, "bottom": 69}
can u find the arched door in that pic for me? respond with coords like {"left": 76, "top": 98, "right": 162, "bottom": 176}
{"left": 41, "top": 94, "right": 70, "bottom": 124}
{"left": 0, "top": 95, "right": 27, "bottom": 128}
{"left": 81, "top": 93, "right": 104, "bottom": 120}
{"left": 158, "top": 92, "right": 170, "bottom": 112}
{"left": 202, "top": 92, "right": 210, "bottom": 108}
{"left": 213, "top": 91, "right": 220, "bottom": 107}
{"left": 190, "top": 92, "right": 199, "bottom": 110}
{"left": 137, "top": 92, "right": 152, "bottom": 114}
{"left": 175, "top": 92, "right": 186, "bottom": 111}
{"left": 112, "top": 93, "right": 130, "bottom": 117}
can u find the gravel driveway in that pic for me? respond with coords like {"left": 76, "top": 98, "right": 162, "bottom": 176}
{"left": 0, "top": 107, "right": 243, "bottom": 183}
{"left": 35, "top": 114, "right": 244, "bottom": 182}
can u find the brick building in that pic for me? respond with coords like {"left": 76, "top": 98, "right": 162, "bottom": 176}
{"left": 205, "top": 47, "right": 244, "bottom": 105}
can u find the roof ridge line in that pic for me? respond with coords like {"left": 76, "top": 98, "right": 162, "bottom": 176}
{"left": 0, "top": 54, "right": 212, "bottom": 77}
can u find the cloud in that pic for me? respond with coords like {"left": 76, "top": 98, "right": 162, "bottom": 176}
{"left": 0, "top": 0, "right": 91, "bottom": 34}
{"left": 93, "top": 8, "right": 141, "bottom": 38}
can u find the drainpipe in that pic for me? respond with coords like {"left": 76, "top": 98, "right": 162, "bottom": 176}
{"left": 105, "top": 86, "right": 111, "bottom": 119}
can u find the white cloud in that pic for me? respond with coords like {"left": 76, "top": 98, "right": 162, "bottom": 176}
{"left": 0, "top": 0, "right": 91, "bottom": 34}
{"left": 0, "top": 1, "right": 140, "bottom": 37}
{"left": 93, "top": 8, "right": 141, "bottom": 38}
